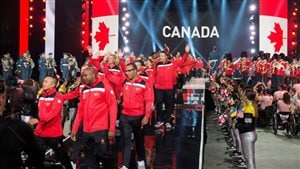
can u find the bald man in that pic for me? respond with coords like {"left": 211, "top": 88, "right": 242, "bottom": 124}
{"left": 34, "top": 75, "right": 72, "bottom": 169}
{"left": 71, "top": 66, "right": 118, "bottom": 169}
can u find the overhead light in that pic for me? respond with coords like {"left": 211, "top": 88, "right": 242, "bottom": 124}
{"left": 249, "top": 25, "right": 255, "bottom": 31}
{"left": 124, "top": 46, "right": 130, "bottom": 52}
{"left": 249, "top": 4, "right": 256, "bottom": 11}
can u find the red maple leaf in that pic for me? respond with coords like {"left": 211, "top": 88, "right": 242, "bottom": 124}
{"left": 267, "top": 23, "right": 283, "bottom": 52}
{"left": 94, "top": 22, "right": 110, "bottom": 50}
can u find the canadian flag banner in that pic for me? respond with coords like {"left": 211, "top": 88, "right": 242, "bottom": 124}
{"left": 91, "top": 0, "right": 119, "bottom": 54}
{"left": 259, "top": 0, "right": 287, "bottom": 55}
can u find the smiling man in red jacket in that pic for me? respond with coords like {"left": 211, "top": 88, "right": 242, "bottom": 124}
{"left": 35, "top": 75, "right": 72, "bottom": 169}
{"left": 119, "top": 63, "right": 154, "bottom": 169}
{"left": 71, "top": 65, "right": 117, "bottom": 169}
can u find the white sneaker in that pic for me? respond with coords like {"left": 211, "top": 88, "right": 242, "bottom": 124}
{"left": 154, "top": 121, "right": 164, "bottom": 128}
{"left": 120, "top": 166, "right": 128, "bottom": 169}
{"left": 71, "top": 161, "right": 76, "bottom": 169}
{"left": 165, "top": 122, "right": 172, "bottom": 130}
{"left": 137, "top": 160, "right": 146, "bottom": 169}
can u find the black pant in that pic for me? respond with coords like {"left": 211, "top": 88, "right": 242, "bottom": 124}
{"left": 155, "top": 89, "right": 174, "bottom": 123}
{"left": 81, "top": 130, "right": 113, "bottom": 169}
{"left": 120, "top": 114, "right": 145, "bottom": 168}
{"left": 36, "top": 136, "right": 72, "bottom": 169}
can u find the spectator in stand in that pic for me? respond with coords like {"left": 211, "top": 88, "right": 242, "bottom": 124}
{"left": 34, "top": 75, "right": 73, "bottom": 169}
{"left": 154, "top": 44, "right": 190, "bottom": 129}
{"left": 119, "top": 63, "right": 154, "bottom": 169}
{"left": 208, "top": 45, "right": 220, "bottom": 75}
{"left": 1, "top": 52, "right": 14, "bottom": 80}
{"left": 273, "top": 84, "right": 288, "bottom": 101}
{"left": 71, "top": 65, "right": 117, "bottom": 169}
{"left": 277, "top": 92, "right": 295, "bottom": 117}
{"left": 0, "top": 77, "right": 44, "bottom": 169}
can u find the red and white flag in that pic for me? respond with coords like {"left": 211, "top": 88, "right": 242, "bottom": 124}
{"left": 259, "top": 0, "right": 287, "bottom": 54}
{"left": 91, "top": 0, "right": 119, "bottom": 54}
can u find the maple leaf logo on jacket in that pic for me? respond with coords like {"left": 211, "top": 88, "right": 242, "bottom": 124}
{"left": 267, "top": 23, "right": 283, "bottom": 52}
{"left": 94, "top": 22, "right": 110, "bottom": 50}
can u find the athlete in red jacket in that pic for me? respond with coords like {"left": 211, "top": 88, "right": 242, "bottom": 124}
{"left": 71, "top": 66, "right": 117, "bottom": 169}
{"left": 120, "top": 63, "right": 154, "bottom": 169}
{"left": 35, "top": 76, "right": 72, "bottom": 169}
{"left": 153, "top": 44, "right": 190, "bottom": 129}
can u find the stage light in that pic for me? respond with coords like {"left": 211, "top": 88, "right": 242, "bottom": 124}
{"left": 30, "top": 0, "right": 33, "bottom": 2}
{"left": 125, "top": 39, "right": 129, "bottom": 44}
{"left": 29, "top": 16, "right": 33, "bottom": 19}
{"left": 293, "top": 12, "right": 297, "bottom": 16}
{"left": 250, "top": 36, "right": 254, "bottom": 40}
{"left": 295, "top": 8, "right": 298, "bottom": 12}
{"left": 122, "top": 26, "right": 126, "bottom": 31}
{"left": 43, "top": 0, "right": 46, "bottom": 2}
{"left": 43, "top": 37, "right": 46, "bottom": 40}
{"left": 125, "top": 13, "right": 130, "bottom": 18}
{"left": 82, "top": 21, "right": 85, "bottom": 25}
{"left": 249, "top": 15, "right": 254, "bottom": 21}
{"left": 292, "top": 31, "right": 296, "bottom": 36}
{"left": 292, "top": 41, "right": 297, "bottom": 46}
{"left": 250, "top": 48, "right": 256, "bottom": 54}
{"left": 251, "top": 31, "right": 256, "bottom": 35}
{"left": 125, "top": 22, "right": 130, "bottom": 27}
{"left": 123, "top": 7, "right": 127, "bottom": 12}
{"left": 295, "top": 24, "right": 298, "bottom": 28}
{"left": 43, "top": 18, "right": 46, "bottom": 22}
{"left": 124, "top": 46, "right": 130, "bottom": 53}
{"left": 251, "top": 41, "right": 255, "bottom": 44}
{"left": 121, "top": 0, "right": 127, "bottom": 3}
{"left": 249, "top": 25, "right": 255, "bottom": 31}
{"left": 82, "top": 31, "right": 85, "bottom": 34}
{"left": 122, "top": 17, "right": 126, "bottom": 21}
{"left": 123, "top": 36, "right": 127, "bottom": 40}
{"left": 249, "top": 4, "right": 256, "bottom": 11}
{"left": 30, "top": 7, "right": 33, "bottom": 11}
{"left": 125, "top": 31, "right": 129, "bottom": 35}
{"left": 29, "top": 24, "right": 33, "bottom": 28}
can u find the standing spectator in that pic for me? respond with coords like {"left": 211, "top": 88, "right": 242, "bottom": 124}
{"left": 69, "top": 54, "right": 79, "bottom": 79}
{"left": 38, "top": 53, "right": 47, "bottom": 82}
{"left": 16, "top": 51, "right": 30, "bottom": 80}
{"left": 1, "top": 52, "right": 14, "bottom": 80}
{"left": 46, "top": 53, "right": 56, "bottom": 76}
{"left": 34, "top": 76, "right": 72, "bottom": 169}
{"left": 60, "top": 53, "right": 70, "bottom": 81}
{"left": 236, "top": 89, "right": 258, "bottom": 169}
{"left": 25, "top": 52, "right": 35, "bottom": 79}
{"left": 208, "top": 45, "right": 220, "bottom": 75}
{"left": 71, "top": 66, "right": 117, "bottom": 169}
{"left": 119, "top": 63, "right": 154, "bottom": 169}
{"left": 154, "top": 44, "right": 189, "bottom": 129}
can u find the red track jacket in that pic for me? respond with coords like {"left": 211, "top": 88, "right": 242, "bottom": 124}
{"left": 35, "top": 88, "right": 64, "bottom": 138}
{"left": 122, "top": 76, "right": 154, "bottom": 118}
{"left": 72, "top": 76, "right": 117, "bottom": 133}
{"left": 154, "top": 52, "right": 188, "bottom": 89}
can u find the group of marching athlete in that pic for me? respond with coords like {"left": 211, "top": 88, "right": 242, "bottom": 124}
{"left": 0, "top": 44, "right": 206, "bottom": 169}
